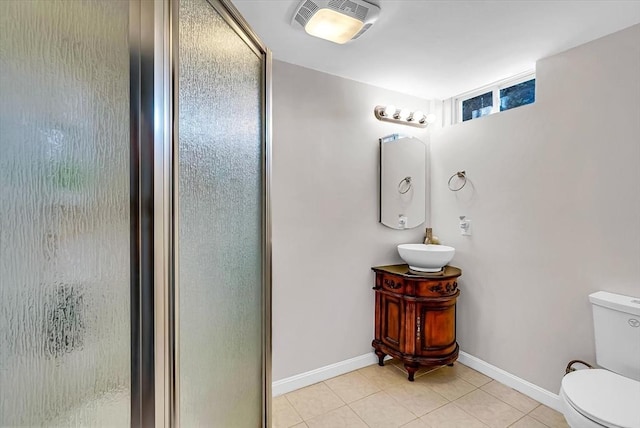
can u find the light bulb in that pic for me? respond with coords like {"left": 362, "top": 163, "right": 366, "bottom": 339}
{"left": 425, "top": 113, "right": 437, "bottom": 124}
{"left": 384, "top": 105, "right": 396, "bottom": 118}
{"left": 411, "top": 110, "right": 424, "bottom": 122}
{"left": 399, "top": 108, "right": 410, "bottom": 120}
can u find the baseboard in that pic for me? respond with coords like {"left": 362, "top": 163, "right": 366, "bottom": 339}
{"left": 272, "top": 353, "right": 391, "bottom": 397}
{"left": 273, "top": 350, "right": 562, "bottom": 413}
{"left": 458, "top": 351, "right": 562, "bottom": 413}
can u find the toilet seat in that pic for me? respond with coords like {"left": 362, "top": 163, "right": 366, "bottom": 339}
{"left": 561, "top": 369, "right": 640, "bottom": 428}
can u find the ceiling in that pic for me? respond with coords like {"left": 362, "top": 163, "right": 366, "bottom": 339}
{"left": 231, "top": 0, "right": 640, "bottom": 99}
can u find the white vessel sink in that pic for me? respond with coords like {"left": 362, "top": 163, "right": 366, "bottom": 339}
{"left": 397, "top": 244, "right": 455, "bottom": 272}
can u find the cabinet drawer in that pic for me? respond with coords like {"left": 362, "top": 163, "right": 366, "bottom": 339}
{"left": 379, "top": 274, "right": 405, "bottom": 293}
{"left": 414, "top": 279, "right": 458, "bottom": 297}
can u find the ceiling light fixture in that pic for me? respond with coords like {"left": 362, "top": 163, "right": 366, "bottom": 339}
{"left": 374, "top": 105, "right": 433, "bottom": 128}
{"left": 291, "top": 0, "right": 381, "bottom": 45}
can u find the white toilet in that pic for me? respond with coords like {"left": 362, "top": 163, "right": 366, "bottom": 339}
{"left": 560, "top": 291, "right": 640, "bottom": 428}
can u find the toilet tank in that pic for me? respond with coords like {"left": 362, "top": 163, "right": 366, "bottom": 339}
{"left": 589, "top": 291, "right": 640, "bottom": 381}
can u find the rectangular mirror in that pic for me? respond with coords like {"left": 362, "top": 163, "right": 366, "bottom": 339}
{"left": 380, "top": 136, "right": 426, "bottom": 229}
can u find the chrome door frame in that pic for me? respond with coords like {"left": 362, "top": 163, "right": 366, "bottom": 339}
{"left": 162, "top": 0, "right": 273, "bottom": 426}
{"left": 153, "top": 0, "right": 173, "bottom": 426}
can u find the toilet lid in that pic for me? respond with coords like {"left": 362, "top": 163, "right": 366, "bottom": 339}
{"left": 562, "top": 369, "right": 640, "bottom": 428}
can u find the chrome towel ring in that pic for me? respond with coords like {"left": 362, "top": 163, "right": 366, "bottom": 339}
{"left": 448, "top": 171, "right": 467, "bottom": 191}
{"left": 398, "top": 176, "right": 412, "bottom": 194}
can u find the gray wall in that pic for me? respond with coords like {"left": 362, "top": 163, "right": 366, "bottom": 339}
{"left": 430, "top": 24, "right": 640, "bottom": 393}
{"left": 272, "top": 60, "right": 432, "bottom": 381}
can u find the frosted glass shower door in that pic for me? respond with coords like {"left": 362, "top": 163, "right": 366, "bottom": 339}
{"left": 177, "top": 0, "right": 266, "bottom": 425}
{"left": 0, "top": 0, "right": 131, "bottom": 425}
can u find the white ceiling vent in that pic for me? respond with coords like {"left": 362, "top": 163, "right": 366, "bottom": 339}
{"left": 291, "top": 0, "right": 381, "bottom": 44}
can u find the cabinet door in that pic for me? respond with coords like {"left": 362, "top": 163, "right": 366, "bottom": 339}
{"left": 378, "top": 293, "right": 405, "bottom": 350}
{"left": 416, "top": 300, "right": 457, "bottom": 356}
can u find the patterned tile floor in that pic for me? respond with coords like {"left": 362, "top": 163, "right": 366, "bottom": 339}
{"left": 273, "top": 360, "right": 569, "bottom": 428}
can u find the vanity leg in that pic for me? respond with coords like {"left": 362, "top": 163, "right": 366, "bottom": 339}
{"left": 447, "top": 363, "right": 454, "bottom": 367}
{"left": 405, "top": 364, "right": 420, "bottom": 382}
{"left": 375, "top": 350, "right": 386, "bottom": 366}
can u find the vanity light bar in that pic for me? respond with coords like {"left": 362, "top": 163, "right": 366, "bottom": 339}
{"left": 374, "top": 105, "right": 436, "bottom": 128}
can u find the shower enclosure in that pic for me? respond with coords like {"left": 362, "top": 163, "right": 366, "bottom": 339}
{"left": 0, "top": 0, "right": 272, "bottom": 426}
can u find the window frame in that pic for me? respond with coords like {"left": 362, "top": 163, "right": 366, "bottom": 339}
{"left": 454, "top": 71, "right": 535, "bottom": 124}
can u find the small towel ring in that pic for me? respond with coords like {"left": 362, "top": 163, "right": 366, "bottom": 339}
{"left": 398, "top": 176, "right": 412, "bottom": 194}
{"left": 448, "top": 171, "right": 467, "bottom": 191}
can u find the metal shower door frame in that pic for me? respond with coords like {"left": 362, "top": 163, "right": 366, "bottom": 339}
{"left": 146, "top": 0, "right": 273, "bottom": 426}
{"left": 130, "top": 0, "right": 157, "bottom": 426}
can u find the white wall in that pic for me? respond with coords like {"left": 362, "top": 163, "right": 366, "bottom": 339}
{"left": 272, "top": 60, "right": 433, "bottom": 381}
{"left": 430, "top": 24, "right": 640, "bottom": 393}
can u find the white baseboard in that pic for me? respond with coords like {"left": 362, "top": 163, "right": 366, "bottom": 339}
{"left": 457, "top": 351, "right": 562, "bottom": 413}
{"left": 273, "top": 350, "right": 562, "bottom": 414}
{"left": 272, "top": 353, "right": 390, "bottom": 397}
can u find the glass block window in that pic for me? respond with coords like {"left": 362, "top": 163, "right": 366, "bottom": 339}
{"left": 462, "top": 91, "right": 493, "bottom": 122}
{"left": 500, "top": 79, "right": 535, "bottom": 111}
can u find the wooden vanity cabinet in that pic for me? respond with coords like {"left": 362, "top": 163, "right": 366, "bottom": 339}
{"left": 371, "top": 264, "right": 461, "bottom": 381}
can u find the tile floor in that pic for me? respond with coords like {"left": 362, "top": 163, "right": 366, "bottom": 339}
{"left": 273, "top": 360, "right": 569, "bottom": 428}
